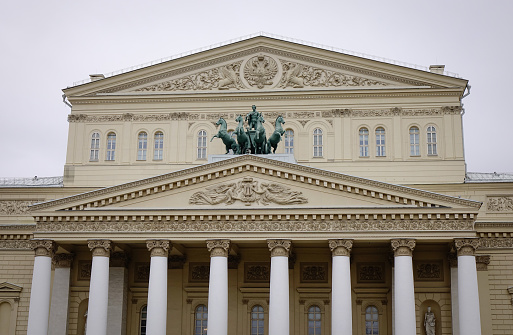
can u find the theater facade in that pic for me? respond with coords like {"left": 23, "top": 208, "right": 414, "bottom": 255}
{"left": 1, "top": 35, "right": 512, "bottom": 335}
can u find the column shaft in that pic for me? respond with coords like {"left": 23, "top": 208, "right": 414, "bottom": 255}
{"left": 49, "top": 254, "right": 73, "bottom": 335}
{"left": 107, "top": 253, "right": 128, "bottom": 335}
{"left": 206, "top": 239, "right": 230, "bottom": 335}
{"left": 146, "top": 240, "right": 170, "bottom": 335}
{"left": 329, "top": 239, "right": 353, "bottom": 335}
{"left": 391, "top": 239, "right": 416, "bottom": 335}
{"left": 86, "top": 240, "right": 111, "bottom": 335}
{"left": 267, "top": 240, "right": 291, "bottom": 335}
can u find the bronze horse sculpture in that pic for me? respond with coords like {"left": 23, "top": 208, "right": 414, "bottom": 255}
{"left": 211, "top": 117, "right": 239, "bottom": 154}
{"left": 267, "top": 115, "right": 285, "bottom": 154}
{"left": 235, "top": 115, "right": 250, "bottom": 154}
{"left": 253, "top": 114, "right": 268, "bottom": 154}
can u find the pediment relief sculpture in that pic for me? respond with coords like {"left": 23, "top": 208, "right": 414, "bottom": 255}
{"left": 189, "top": 177, "right": 308, "bottom": 206}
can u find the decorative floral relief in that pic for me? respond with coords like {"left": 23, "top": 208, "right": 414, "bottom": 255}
{"left": 189, "top": 177, "right": 308, "bottom": 206}
{"left": 279, "top": 60, "right": 388, "bottom": 88}
{"left": 357, "top": 263, "right": 385, "bottom": 283}
{"left": 487, "top": 197, "right": 513, "bottom": 211}
{"left": 135, "top": 61, "right": 244, "bottom": 91}
{"left": 414, "top": 261, "right": 443, "bottom": 281}
{"left": 245, "top": 263, "right": 270, "bottom": 282}
{"left": 301, "top": 263, "right": 328, "bottom": 282}
{"left": 0, "top": 201, "right": 37, "bottom": 215}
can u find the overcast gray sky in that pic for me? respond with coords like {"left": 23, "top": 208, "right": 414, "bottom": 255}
{"left": 1, "top": 0, "right": 511, "bottom": 177}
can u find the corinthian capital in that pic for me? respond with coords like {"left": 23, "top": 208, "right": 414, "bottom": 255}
{"left": 391, "top": 239, "right": 416, "bottom": 257}
{"left": 206, "top": 240, "right": 230, "bottom": 257}
{"left": 267, "top": 239, "right": 292, "bottom": 257}
{"left": 146, "top": 240, "right": 171, "bottom": 257}
{"left": 328, "top": 239, "right": 353, "bottom": 256}
{"left": 88, "top": 240, "right": 112, "bottom": 257}
{"left": 30, "top": 239, "right": 56, "bottom": 257}
{"left": 454, "top": 238, "right": 481, "bottom": 256}
{"left": 52, "top": 253, "right": 74, "bottom": 268}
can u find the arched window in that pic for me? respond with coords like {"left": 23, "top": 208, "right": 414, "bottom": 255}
{"left": 197, "top": 130, "right": 207, "bottom": 159}
{"left": 250, "top": 305, "right": 265, "bottom": 335}
{"left": 106, "top": 132, "right": 116, "bottom": 161}
{"left": 359, "top": 128, "right": 369, "bottom": 157}
{"left": 0, "top": 302, "right": 12, "bottom": 335}
{"left": 375, "top": 127, "right": 386, "bottom": 157}
{"left": 194, "top": 305, "right": 208, "bottom": 335}
{"left": 90, "top": 132, "right": 100, "bottom": 161}
{"left": 308, "top": 305, "right": 322, "bottom": 335}
{"left": 427, "top": 126, "right": 437, "bottom": 155}
{"left": 365, "top": 306, "right": 379, "bottom": 335}
{"left": 313, "top": 128, "right": 323, "bottom": 157}
{"left": 285, "top": 129, "right": 294, "bottom": 154}
{"left": 154, "top": 131, "right": 164, "bottom": 160}
{"left": 137, "top": 132, "right": 148, "bottom": 161}
{"left": 139, "top": 305, "right": 147, "bottom": 335}
{"left": 409, "top": 126, "right": 420, "bottom": 156}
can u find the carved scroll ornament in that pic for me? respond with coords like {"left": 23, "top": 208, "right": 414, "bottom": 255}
{"left": 487, "top": 197, "right": 513, "bottom": 211}
{"left": 88, "top": 240, "right": 112, "bottom": 257}
{"left": 30, "top": 239, "right": 56, "bottom": 257}
{"left": 189, "top": 177, "right": 308, "bottom": 206}
{"left": 146, "top": 240, "right": 171, "bottom": 257}
{"left": 206, "top": 239, "right": 230, "bottom": 257}
{"left": 391, "top": 239, "right": 416, "bottom": 256}
{"left": 267, "top": 239, "right": 291, "bottom": 257}
{"left": 329, "top": 239, "right": 353, "bottom": 256}
{"left": 454, "top": 238, "right": 480, "bottom": 256}
{"left": 0, "top": 201, "right": 36, "bottom": 215}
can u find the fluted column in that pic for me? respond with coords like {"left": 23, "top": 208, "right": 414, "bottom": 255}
{"left": 27, "top": 240, "right": 56, "bottom": 335}
{"left": 206, "top": 240, "right": 230, "bottom": 335}
{"left": 454, "top": 238, "right": 482, "bottom": 335}
{"left": 267, "top": 239, "right": 291, "bottom": 335}
{"left": 329, "top": 239, "right": 353, "bottom": 335}
{"left": 86, "top": 240, "right": 112, "bottom": 335}
{"left": 391, "top": 239, "right": 416, "bottom": 335}
{"left": 49, "top": 253, "right": 74, "bottom": 335}
{"left": 146, "top": 240, "right": 171, "bottom": 335}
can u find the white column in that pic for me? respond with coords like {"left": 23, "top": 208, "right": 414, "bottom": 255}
{"left": 455, "top": 238, "right": 482, "bottom": 335}
{"left": 146, "top": 240, "right": 171, "bottom": 335}
{"left": 329, "top": 239, "right": 353, "bottom": 335}
{"left": 86, "top": 240, "right": 112, "bottom": 335}
{"left": 391, "top": 239, "right": 416, "bottom": 335}
{"left": 49, "top": 253, "right": 74, "bottom": 335}
{"left": 27, "top": 240, "right": 55, "bottom": 335}
{"left": 449, "top": 253, "right": 459, "bottom": 335}
{"left": 267, "top": 239, "right": 291, "bottom": 335}
{"left": 107, "top": 252, "right": 128, "bottom": 335}
{"left": 206, "top": 240, "right": 230, "bottom": 335}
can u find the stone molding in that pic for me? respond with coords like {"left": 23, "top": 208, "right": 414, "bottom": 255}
{"left": 93, "top": 46, "right": 438, "bottom": 94}
{"left": 36, "top": 219, "right": 474, "bottom": 233}
{"left": 31, "top": 155, "right": 480, "bottom": 212}
{"left": 267, "top": 239, "right": 291, "bottom": 257}
{"left": 479, "top": 237, "right": 513, "bottom": 249}
{"left": 206, "top": 239, "right": 230, "bottom": 257}
{"left": 328, "top": 239, "right": 353, "bottom": 256}
{"left": 454, "top": 238, "right": 480, "bottom": 256}
{"left": 475, "top": 255, "right": 490, "bottom": 271}
{"left": 0, "top": 239, "right": 32, "bottom": 250}
{"left": 507, "top": 287, "right": 513, "bottom": 305}
{"left": 391, "top": 239, "right": 416, "bottom": 257}
{"left": 0, "top": 200, "right": 38, "bottom": 215}
{"left": 189, "top": 177, "right": 308, "bottom": 206}
{"left": 88, "top": 240, "right": 112, "bottom": 257}
{"left": 52, "top": 253, "right": 74, "bottom": 268}
{"left": 30, "top": 239, "right": 56, "bottom": 257}
{"left": 146, "top": 240, "right": 171, "bottom": 257}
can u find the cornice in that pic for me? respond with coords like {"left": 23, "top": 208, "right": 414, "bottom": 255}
{"left": 30, "top": 156, "right": 481, "bottom": 213}
{"left": 87, "top": 46, "right": 442, "bottom": 95}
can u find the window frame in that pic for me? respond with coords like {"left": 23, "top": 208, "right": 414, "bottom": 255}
{"left": 106, "top": 132, "right": 116, "bottom": 161}
{"left": 139, "top": 305, "right": 147, "bottom": 335}
{"left": 375, "top": 127, "right": 386, "bottom": 157}
{"left": 359, "top": 127, "right": 369, "bottom": 157}
{"left": 365, "top": 305, "right": 379, "bottom": 335}
{"left": 89, "top": 132, "right": 100, "bottom": 162}
{"left": 409, "top": 126, "right": 420, "bottom": 156}
{"left": 153, "top": 131, "right": 164, "bottom": 161}
{"left": 284, "top": 129, "right": 294, "bottom": 154}
{"left": 307, "top": 305, "right": 322, "bottom": 335}
{"left": 197, "top": 130, "right": 207, "bottom": 160}
{"left": 427, "top": 125, "right": 438, "bottom": 156}
{"left": 250, "top": 305, "right": 265, "bottom": 335}
{"left": 137, "top": 131, "right": 148, "bottom": 161}
{"left": 194, "top": 304, "right": 208, "bottom": 335}
{"left": 313, "top": 128, "right": 323, "bottom": 158}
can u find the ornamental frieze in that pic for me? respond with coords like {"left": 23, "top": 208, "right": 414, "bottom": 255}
{"left": 279, "top": 60, "right": 388, "bottom": 88}
{"left": 0, "top": 201, "right": 38, "bottom": 215}
{"left": 414, "top": 261, "right": 443, "bottom": 281}
{"left": 189, "top": 263, "right": 210, "bottom": 282}
{"left": 245, "top": 262, "right": 271, "bottom": 282}
{"left": 189, "top": 177, "right": 308, "bottom": 206}
{"left": 487, "top": 197, "right": 513, "bottom": 212}
{"left": 357, "top": 263, "right": 385, "bottom": 283}
{"left": 479, "top": 238, "right": 513, "bottom": 249}
{"left": 36, "top": 219, "right": 474, "bottom": 233}
{"left": 300, "top": 263, "right": 328, "bottom": 283}
{"left": 0, "top": 240, "right": 32, "bottom": 250}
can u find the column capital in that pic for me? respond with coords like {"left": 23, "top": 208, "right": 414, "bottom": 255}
{"left": 30, "top": 239, "right": 56, "bottom": 257}
{"left": 448, "top": 252, "right": 458, "bottom": 268}
{"left": 110, "top": 251, "right": 130, "bottom": 267}
{"left": 328, "top": 239, "right": 353, "bottom": 256}
{"left": 391, "top": 239, "right": 416, "bottom": 257}
{"left": 52, "top": 253, "right": 74, "bottom": 268}
{"left": 454, "top": 238, "right": 481, "bottom": 256}
{"left": 146, "top": 240, "right": 171, "bottom": 257}
{"left": 267, "top": 239, "right": 291, "bottom": 257}
{"left": 88, "top": 240, "right": 112, "bottom": 257}
{"left": 476, "top": 255, "right": 490, "bottom": 271}
{"left": 206, "top": 239, "right": 230, "bottom": 257}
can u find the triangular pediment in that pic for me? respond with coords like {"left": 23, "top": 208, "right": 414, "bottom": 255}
{"left": 0, "top": 282, "right": 23, "bottom": 293}
{"left": 32, "top": 155, "right": 480, "bottom": 214}
{"left": 63, "top": 36, "right": 467, "bottom": 98}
